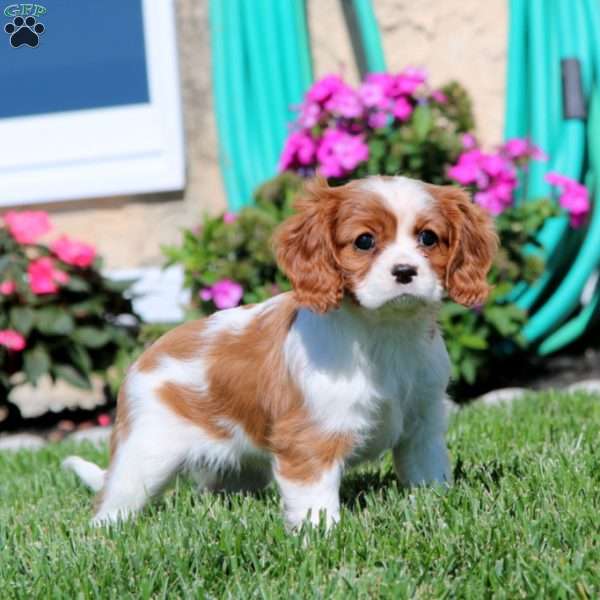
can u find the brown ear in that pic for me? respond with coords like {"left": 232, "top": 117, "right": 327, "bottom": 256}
{"left": 429, "top": 185, "right": 498, "bottom": 307}
{"left": 273, "top": 177, "right": 343, "bottom": 313}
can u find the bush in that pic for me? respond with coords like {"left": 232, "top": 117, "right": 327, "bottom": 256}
{"left": 165, "top": 70, "right": 589, "bottom": 393}
{"left": 0, "top": 211, "right": 140, "bottom": 417}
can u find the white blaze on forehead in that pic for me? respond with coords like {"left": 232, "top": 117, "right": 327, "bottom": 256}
{"left": 359, "top": 176, "right": 433, "bottom": 230}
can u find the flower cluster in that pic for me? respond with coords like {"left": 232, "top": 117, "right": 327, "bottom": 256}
{"left": 448, "top": 136, "right": 543, "bottom": 215}
{"left": 0, "top": 211, "right": 99, "bottom": 353}
{"left": 448, "top": 136, "right": 589, "bottom": 227}
{"left": 0, "top": 211, "right": 97, "bottom": 305}
{"left": 279, "top": 69, "right": 446, "bottom": 178}
{"left": 546, "top": 172, "right": 591, "bottom": 227}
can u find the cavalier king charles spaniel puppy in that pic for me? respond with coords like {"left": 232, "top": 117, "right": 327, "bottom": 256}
{"left": 64, "top": 175, "right": 497, "bottom": 528}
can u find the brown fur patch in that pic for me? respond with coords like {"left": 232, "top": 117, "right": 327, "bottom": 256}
{"left": 425, "top": 185, "right": 498, "bottom": 306}
{"left": 137, "top": 319, "right": 206, "bottom": 372}
{"left": 157, "top": 293, "right": 353, "bottom": 482}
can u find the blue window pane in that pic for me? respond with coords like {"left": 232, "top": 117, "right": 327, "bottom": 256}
{"left": 0, "top": 0, "right": 149, "bottom": 118}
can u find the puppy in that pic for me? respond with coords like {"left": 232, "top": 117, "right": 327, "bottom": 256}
{"left": 64, "top": 176, "right": 497, "bottom": 528}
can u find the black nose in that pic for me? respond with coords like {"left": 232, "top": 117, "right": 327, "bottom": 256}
{"left": 391, "top": 264, "right": 418, "bottom": 284}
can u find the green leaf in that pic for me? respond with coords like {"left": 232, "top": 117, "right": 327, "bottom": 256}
{"left": 412, "top": 105, "right": 432, "bottom": 141}
{"left": 67, "top": 344, "right": 92, "bottom": 374}
{"left": 64, "top": 275, "right": 90, "bottom": 293}
{"left": 461, "top": 358, "right": 477, "bottom": 385}
{"left": 23, "top": 345, "right": 51, "bottom": 385}
{"left": 36, "top": 307, "right": 75, "bottom": 336}
{"left": 52, "top": 364, "right": 92, "bottom": 390}
{"left": 458, "top": 334, "right": 489, "bottom": 350}
{"left": 10, "top": 306, "right": 35, "bottom": 335}
{"left": 72, "top": 327, "right": 112, "bottom": 348}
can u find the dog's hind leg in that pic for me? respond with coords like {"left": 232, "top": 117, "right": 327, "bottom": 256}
{"left": 92, "top": 430, "right": 187, "bottom": 526}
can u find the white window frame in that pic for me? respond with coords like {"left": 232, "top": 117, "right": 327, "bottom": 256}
{"left": 0, "top": 0, "right": 185, "bottom": 207}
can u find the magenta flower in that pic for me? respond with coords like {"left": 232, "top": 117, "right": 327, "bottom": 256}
{"left": 0, "top": 280, "right": 16, "bottom": 295}
{"left": 389, "top": 67, "right": 427, "bottom": 96}
{"left": 316, "top": 129, "right": 369, "bottom": 178}
{"left": 279, "top": 131, "right": 317, "bottom": 172}
{"left": 0, "top": 329, "right": 26, "bottom": 352}
{"left": 307, "top": 74, "right": 345, "bottom": 104}
{"left": 51, "top": 235, "right": 96, "bottom": 268}
{"left": 298, "top": 102, "right": 322, "bottom": 128}
{"left": 367, "top": 110, "right": 389, "bottom": 129}
{"left": 325, "top": 85, "right": 363, "bottom": 118}
{"left": 223, "top": 212, "right": 237, "bottom": 224}
{"left": 3, "top": 210, "right": 51, "bottom": 244}
{"left": 200, "top": 279, "right": 244, "bottom": 309}
{"left": 447, "top": 150, "right": 484, "bottom": 185}
{"left": 431, "top": 89, "right": 448, "bottom": 104}
{"left": 449, "top": 146, "right": 518, "bottom": 215}
{"left": 501, "top": 138, "right": 547, "bottom": 162}
{"left": 28, "top": 257, "right": 69, "bottom": 295}
{"left": 461, "top": 133, "right": 478, "bottom": 149}
{"left": 391, "top": 97, "right": 413, "bottom": 121}
{"left": 358, "top": 80, "right": 388, "bottom": 109}
{"left": 546, "top": 172, "right": 590, "bottom": 228}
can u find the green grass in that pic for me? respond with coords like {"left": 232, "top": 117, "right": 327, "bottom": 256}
{"left": 1, "top": 392, "right": 599, "bottom": 599}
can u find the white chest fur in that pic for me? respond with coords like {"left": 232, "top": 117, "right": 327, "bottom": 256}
{"left": 284, "top": 302, "right": 451, "bottom": 464}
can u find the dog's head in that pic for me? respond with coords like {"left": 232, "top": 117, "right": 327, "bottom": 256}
{"left": 274, "top": 176, "right": 498, "bottom": 313}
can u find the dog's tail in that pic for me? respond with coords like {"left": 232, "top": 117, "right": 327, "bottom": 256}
{"left": 62, "top": 456, "right": 106, "bottom": 492}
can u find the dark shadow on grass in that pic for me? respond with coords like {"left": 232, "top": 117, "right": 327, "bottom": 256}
{"left": 340, "top": 469, "right": 405, "bottom": 512}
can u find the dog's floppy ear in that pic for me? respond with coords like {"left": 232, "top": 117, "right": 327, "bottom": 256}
{"left": 429, "top": 185, "right": 498, "bottom": 306}
{"left": 273, "top": 177, "right": 343, "bottom": 313}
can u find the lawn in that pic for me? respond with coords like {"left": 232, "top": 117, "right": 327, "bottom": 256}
{"left": 1, "top": 392, "right": 599, "bottom": 599}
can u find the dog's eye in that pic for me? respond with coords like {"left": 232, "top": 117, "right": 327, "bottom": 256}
{"left": 354, "top": 233, "right": 375, "bottom": 251}
{"left": 418, "top": 230, "right": 438, "bottom": 247}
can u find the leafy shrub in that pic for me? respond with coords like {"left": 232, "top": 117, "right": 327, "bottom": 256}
{"left": 165, "top": 70, "right": 589, "bottom": 393}
{"left": 0, "top": 211, "right": 139, "bottom": 416}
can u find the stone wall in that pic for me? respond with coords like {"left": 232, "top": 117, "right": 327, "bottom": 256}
{"left": 42, "top": 0, "right": 507, "bottom": 271}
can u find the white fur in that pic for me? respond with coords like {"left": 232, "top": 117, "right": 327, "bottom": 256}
{"left": 64, "top": 178, "right": 454, "bottom": 529}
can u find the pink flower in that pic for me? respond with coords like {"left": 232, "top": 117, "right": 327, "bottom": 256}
{"left": 448, "top": 150, "right": 484, "bottom": 185}
{"left": 223, "top": 212, "right": 237, "bottom": 224}
{"left": 367, "top": 110, "right": 389, "bottom": 129}
{"left": 0, "top": 280, "right": 15, "bottom": 295}
{"left": 449, "top": 146, "right": 519, "bottom": 215}
{"left": 307, "top": 74, "right": 345, "bottom": 104}
{"left": 3, "top": 210, "right": 51, "bottom": 244}
{"left": 28, "top": 257, "right": 69, "bottom": 295}
{"left": 0, "top": 329, "right": 26, "bottom": 352}
{"left": 316, "top": 129, "right": 369, "bottom": 178}
{"left": 200, "top": 279, "right": 244, "bottom": 309}
{"left": 97, "top": 413, "right": 112, "bottom": 427}
{"left": 279, "top": 132, "right": 317, "bottom": 172}
{"left": 546, "top": 172, "right": 590, "bottom": 228}
{"left": 359, "top": 82, "right": 385, "bottom": 109}
{"left": 502, "top": 138, "right": 547, "bottom": 161}
{"left": 431, "top": 90, "right": 448, "bottom": 104}
{"left": 325, "top": 86, "right": 363, "bottom": 118}
{"left": 461, "top": 133, "right": 478, "bottom": 149}
{"left": 298, "top": 102, "right": 322, "bottom": 128}
{"left": 389, "top": 67, "right": 427, "bottom": 96}
{"left": 391, "top": 96, "right": 413, "bottom": 121}
{"left": 50, "top": 235, "right": 96, "bottom": 268}
{"left": 199, "top": 288, "right": 213, "bottom": 302}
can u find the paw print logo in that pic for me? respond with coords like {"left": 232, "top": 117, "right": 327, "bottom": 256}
{"left": 4, "top": 16, "right": 45, "bottom": 48}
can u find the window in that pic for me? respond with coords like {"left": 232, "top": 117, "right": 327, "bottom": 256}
{"left": 0, "top": 0, "right": 184, "bottom": 206}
